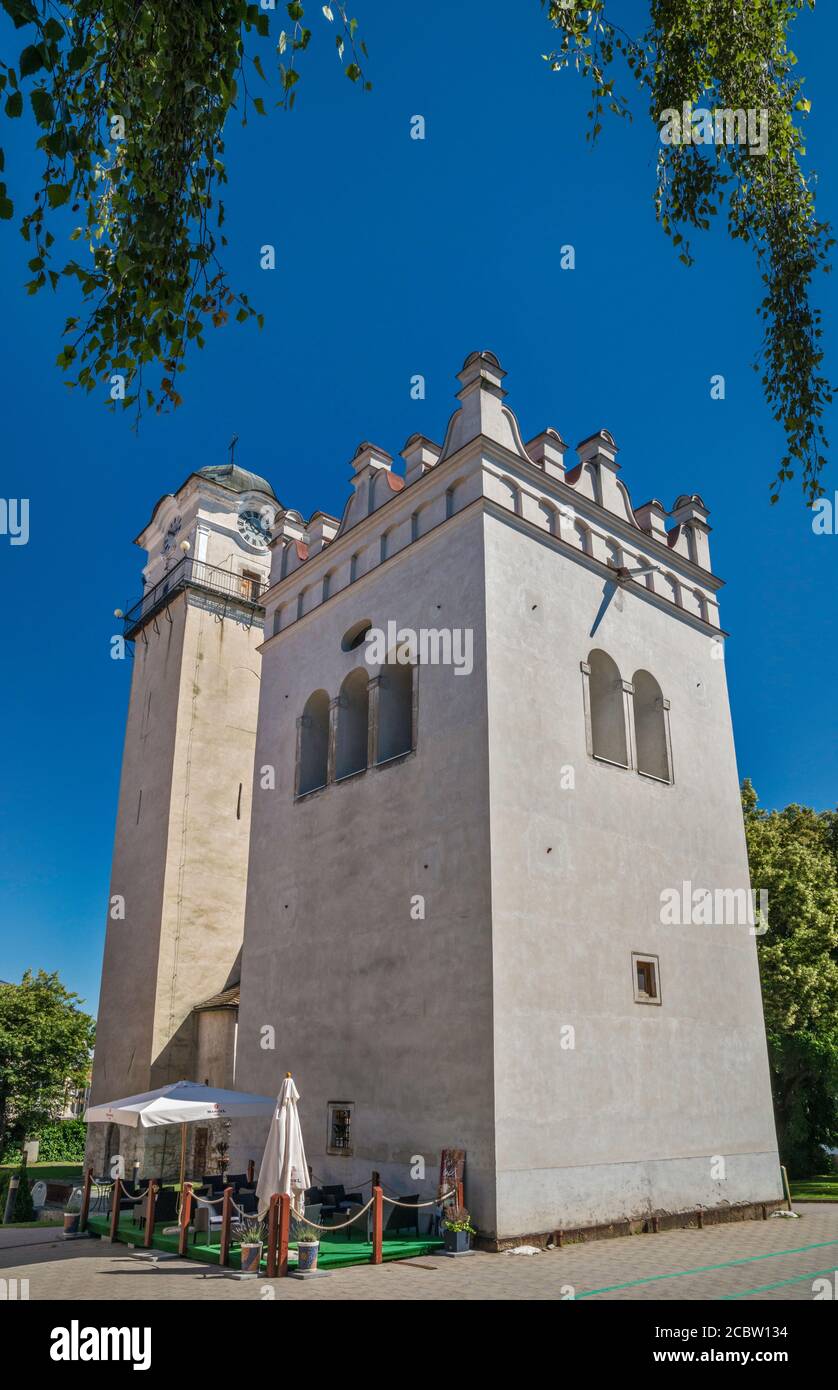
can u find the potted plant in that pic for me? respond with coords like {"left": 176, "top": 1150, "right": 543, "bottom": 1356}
{"left": 293, "top": 1219, "right": 321, "bottom": 1273}
{"left": 441, "top": 1206, "right": 476, "bottom": 1254}
{"left": 63, "top": 1185, "right": 83, "bottom": 1235}
{"left": 236, "top": 1219, "right": 265, "bottom": 1275}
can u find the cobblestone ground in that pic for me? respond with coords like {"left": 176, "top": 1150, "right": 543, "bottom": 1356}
{"left": 1, "top": 1205, "right": 835, "bottom": 1301}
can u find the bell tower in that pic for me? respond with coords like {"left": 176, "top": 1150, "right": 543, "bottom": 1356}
{"left": 87, "top": 461, "right": 278, "bottom": 1172}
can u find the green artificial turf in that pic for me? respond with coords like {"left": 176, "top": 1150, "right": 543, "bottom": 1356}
{"left": 86, "top": 1210, "right": 444, "bottom": 1270}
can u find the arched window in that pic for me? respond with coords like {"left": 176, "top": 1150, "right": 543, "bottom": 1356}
{"left": 588, "top": 649, "right": 627, "bottom": 765}
{"left": 377, "top": 649, "right": 414, "bottom": 763}
{"left": 633, "top": 670, "right": 671, "bottom": 782}
{"left": 298, "top": 689, "right": 330, "bottom": 795}
{"left": 336, "top": 669, "right": 369, "bottom": 779}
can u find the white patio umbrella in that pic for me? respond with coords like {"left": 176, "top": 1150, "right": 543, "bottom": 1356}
{"left": 85, "top": 1080, "right": 277, "bottom": 1197}
{"left": 256, "top": 1074, "right": 309, "bottom": 1218}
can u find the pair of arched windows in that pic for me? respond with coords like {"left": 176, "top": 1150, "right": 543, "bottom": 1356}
{"left": 297, "top": 658, "right": 415, "bottom": 796}
{"left": 587, "top": 649, "right": 671, "bottom": 782}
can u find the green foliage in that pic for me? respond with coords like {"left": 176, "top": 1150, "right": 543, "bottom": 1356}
{"left": 0, "top": 1169, "right": 36, "bottom": 1222}
{"left": 541, "top": 2, "right": 833, "bottom": 504}
{"left": 0, "top": 1120, "right": 87, "bottom": 1164}
{"left": 1, "top": 0, "right": 831, "bottom": 493}
{"left": 34, "top": 1119, "right": 88, "bottom": 1162}
{"left": 235, "top": 1217, "right": 265, "bottom": 1244}
{"left": 441, "top": 1205, "right": 476, "bottom": 1234}
{"left": 742, "top": 780, "right": 838, "bottom": 1175}
{"left": 0, "top": 971, "right": 95, "bottom": 1155}
{"left": 0, "top": 1, "right": 369, "bottom": 417}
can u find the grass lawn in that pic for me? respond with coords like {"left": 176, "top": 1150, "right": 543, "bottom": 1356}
{"left": 1, "top": 1219, "right": 64, "bottom": 1228}
{"left": 0, "top": 1162, "right": 83, "bottom": 1183}
{"left": 789, "top": 1173, "right": 838, "bottom": 1202}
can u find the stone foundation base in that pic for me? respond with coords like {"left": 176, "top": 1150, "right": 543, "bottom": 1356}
{"left": 478, "top": 1198, "right": 787, "bottom": 1253}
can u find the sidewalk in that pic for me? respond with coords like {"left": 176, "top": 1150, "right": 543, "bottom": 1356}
{"left": 2, "top": 1204, "right": 836, "bottom": 1301}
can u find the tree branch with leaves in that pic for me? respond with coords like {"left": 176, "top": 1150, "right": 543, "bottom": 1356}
{"left": 542, "top": 0, "right": 833, "bottom": 504}
{"left": 0, "top": 1, "right": 368, "bottom": 420}
{"left": 0, "top": 2, "right": 831, "bottom": 505}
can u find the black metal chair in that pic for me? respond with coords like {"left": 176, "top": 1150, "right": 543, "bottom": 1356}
{"left": 320, "top": 1184, "right": 363, "bottom": 1215}
{"left": 200, "top": 1173, "right": 226, "bottom": 1195}
{"left": 383, "top": 1194, "right": 420, "bottom": 1237}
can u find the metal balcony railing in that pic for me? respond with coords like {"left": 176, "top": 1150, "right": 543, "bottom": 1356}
{"left": 122, "top": 556, "right": 267, "bottom": 639}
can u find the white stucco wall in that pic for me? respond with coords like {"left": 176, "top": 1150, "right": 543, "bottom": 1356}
{"left": 483, "top": 507, "right": 781, "bottom": 1236}
{"left": 235, "top": 505, "right": 499, "bottom": 1229}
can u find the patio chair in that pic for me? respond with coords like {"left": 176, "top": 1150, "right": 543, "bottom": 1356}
{"left": 383, "top": 1194, "right": 420, "bottom": 1238}
{"left": 235, "top": 1189, "right": 259, "bottom": 1216}
{"left": 192, "top": 1204, "right": 224, "bottom": 1245}
{"left": 91, "top": 1177, "right": 115, "bottom": 1214}
{"left": 144, "top": 1186, "right": 178, "bottom": 1226}
{"left": 329, "top": 1201, "right": 371, "bottom": 1243}
{"left": 200, "top": 1173, "right": 226, "bottom": 1195}
{"left": 320, "top": 1184, "right": 363, "bottom": 1216}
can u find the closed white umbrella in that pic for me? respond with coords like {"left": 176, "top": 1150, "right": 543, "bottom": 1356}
{"left": 256, "top": 1074, "right": 309, "bottom": 1218}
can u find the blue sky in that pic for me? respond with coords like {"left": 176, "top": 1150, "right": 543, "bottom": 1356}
{"left": 0, "top": 1, "right": 836, "bottom": 1012}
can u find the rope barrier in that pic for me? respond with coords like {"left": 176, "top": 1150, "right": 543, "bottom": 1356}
{"left": 293, "top": 1197, "right": 375, "bottom": 1233}
{"left": 231, "top": 1197, "right": 259, "bottom": 1220}
{"left": 290, "top": 1188, "right": 458, "bottom": 1231}
{"left": 382, "top": 1189, "right": 458, "bottom": 1210}
{"left": 114, "top": 1179, "right": 150, "bottom": 1203}
{"left": 190, "top": 1192, "right": 226, "bottom": 1207}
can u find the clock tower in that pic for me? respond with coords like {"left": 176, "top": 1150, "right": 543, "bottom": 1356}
{"left": 87, "top": 461, "right": 277, "bottom": 1175}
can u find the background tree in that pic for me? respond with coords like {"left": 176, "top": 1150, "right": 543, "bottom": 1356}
{"left": 0, "top": 970, "right": 95, "bottom": 1153}
{"left": 0, "top": 2, "right": 831, "bottom": 501}
{"left": 742, "top": 779, "right": 838, "bottom": 1174}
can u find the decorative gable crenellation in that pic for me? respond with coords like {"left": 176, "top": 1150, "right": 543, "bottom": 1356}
{"left": 261, "top": 351, "right": 723, "bottom": 640}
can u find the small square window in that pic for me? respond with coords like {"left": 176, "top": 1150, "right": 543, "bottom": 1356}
{"left": 326, "top": 1101, "right": 354, "bottom": 1156}
{"left": 632, "top": 953, "right": 661, "bottom": 1005}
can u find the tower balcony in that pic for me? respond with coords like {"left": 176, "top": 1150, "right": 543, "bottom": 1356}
{"left": 122, "top": 556, "right": 266, "bottom": 640}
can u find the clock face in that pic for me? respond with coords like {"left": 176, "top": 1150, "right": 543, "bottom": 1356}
{"left": 238, "top": 508, "right": 269, "bottom": 549}
{"left": 163, "top": 515, "right": 182, "bottom": 552}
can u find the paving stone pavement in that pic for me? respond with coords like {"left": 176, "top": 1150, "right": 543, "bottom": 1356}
{"left": 1, "top": 1204, "right": 835, "bottom": 1301}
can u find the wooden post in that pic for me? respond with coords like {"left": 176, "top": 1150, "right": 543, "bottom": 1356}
{"left": 266, "top": 1194, "right": 279, "bottom": 1277}
{"left": 456, "top": 1179, "right": 464, "bottom": 1210}
{"left": 178, "top": 1182, "right": 193, "bottom": 1257}
{"left": 247, "top": 1159, "right": 255, "bottom": 1185}
{"left": 144, "top": 1181, "right": 157, "bottom": 1248}
{"left": 371, "top": 1185, "right": 383, "bottom": 1265}
{"left": 109, "top": 1179, "right": 121, "bottom": 1243}
{"left": 79, "top": 1167, "right": 93, "bottom": 1233}
{"left": 780, "top": 1165, "right": 793, "bottom": 1212}
{"left": 278, "top": 1193, "right": 291, "bottom": 1277}
{"left": 219, "top": 1185, "right": 233, "bottom": 1267}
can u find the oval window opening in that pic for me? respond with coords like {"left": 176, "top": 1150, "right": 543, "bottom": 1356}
{"left": 341, "top": 619, "right": 372, "bottom": 653}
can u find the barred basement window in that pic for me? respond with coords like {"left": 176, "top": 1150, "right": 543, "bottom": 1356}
{"left": 632, "top": 953, "right": 661, "bottom": 1005}
{"left": 327, "top": 1101, "right": 354, "bottom": 1156}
